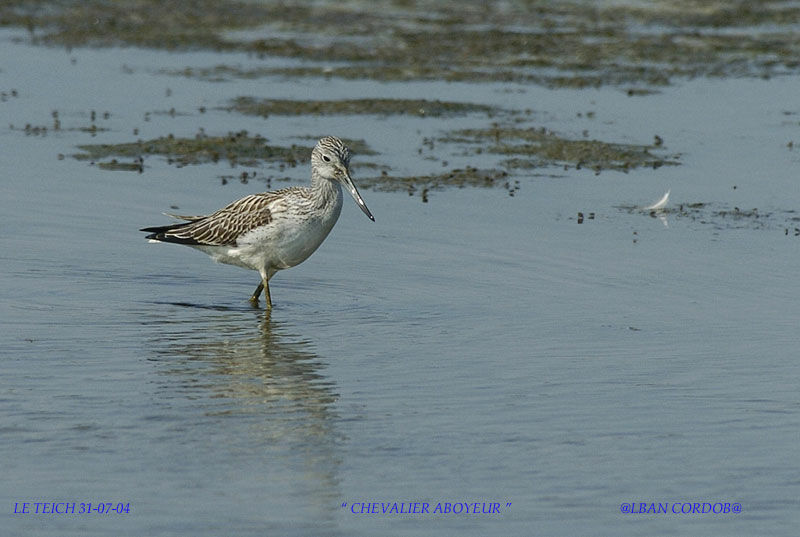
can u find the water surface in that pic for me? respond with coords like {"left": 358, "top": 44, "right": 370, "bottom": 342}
{"left": 1, "top": 23, "right": 799, "bottom": 537}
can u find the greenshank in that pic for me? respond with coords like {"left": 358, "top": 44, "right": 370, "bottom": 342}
{"left": 141, "top": 136, "right": 374, "bottom": 309}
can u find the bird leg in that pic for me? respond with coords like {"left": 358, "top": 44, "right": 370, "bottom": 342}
{"left": 264, "top": 279, "right": 272, "bottom": 309}
{"left": 250, "top": 281, "right": 263, "bottom": 304}
{"left": 249, "top": 278, "right": 272, "bottom": 309}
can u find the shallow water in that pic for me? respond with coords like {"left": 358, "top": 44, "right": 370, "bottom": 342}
{"left": 2, "top": 26, "right": 799, "bottom": 536}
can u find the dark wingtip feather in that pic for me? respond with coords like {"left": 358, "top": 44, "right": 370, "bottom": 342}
{"left": 140, "top": 222, "right": 202, "bottom": 245}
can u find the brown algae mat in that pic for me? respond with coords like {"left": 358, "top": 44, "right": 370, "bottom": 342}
{"left": 223, "top": 97, "right": 500, "bottom": 118}
{"left": 10, "top": 0, "right": 796, "bottom": 200}
{"left": 72, "top": 124, "right": 677, "bottom": 200}
{"left": 5, "top": 0, "right": 800, "bottom": 88}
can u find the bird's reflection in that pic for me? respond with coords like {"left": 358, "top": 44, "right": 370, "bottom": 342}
{"left": 144, "top": 305, "right": 342, "bottom": 520}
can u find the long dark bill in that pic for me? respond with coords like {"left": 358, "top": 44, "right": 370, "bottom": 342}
{"left": 343, "top": 171, "right": 375, "bottom": 221}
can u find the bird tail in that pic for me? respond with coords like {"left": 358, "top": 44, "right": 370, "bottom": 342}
{"left": 140, "top": 221, "right": 197, "bottom": 244}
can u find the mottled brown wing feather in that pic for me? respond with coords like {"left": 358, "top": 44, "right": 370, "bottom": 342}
{"left": 163, "top": 193, "right": 277, "bottom": 246}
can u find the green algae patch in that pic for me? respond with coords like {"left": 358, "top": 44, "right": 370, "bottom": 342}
{"left": 446, "top": 127, "right": 680, "bottom": 173}
{"left": 224, "top": 97, "right": 499, "bottom": 118}
{"left": 98, "top": 158, "right": 145, "bottom": 172}
{"left": 350, "top": 124, "right": 679, "bottom": 202}
{"left": 358, "top": 167, "right": 519, "bottom": 202}
{"left": 73, "top": 131, "right": 373, "bottom": 170}
{"left": 74, "top": 131, "right": 304, "bottom": 168}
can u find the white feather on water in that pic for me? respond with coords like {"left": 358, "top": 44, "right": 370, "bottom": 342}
{"left": 642, "top": 190, "right": 670, "bottom": 211}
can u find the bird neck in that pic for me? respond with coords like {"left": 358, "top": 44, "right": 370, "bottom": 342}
{"left": 310, "top": 171, "right": 343, "bottom": 208}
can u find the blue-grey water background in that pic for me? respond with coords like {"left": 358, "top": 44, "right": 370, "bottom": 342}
{"left": 2, "top": 21, "right": 800, "bottom": 536}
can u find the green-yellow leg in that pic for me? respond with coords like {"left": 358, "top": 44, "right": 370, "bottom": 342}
{"left": 249, "top": 278, "right": 272, "bottom": 309}
{"left": 249, "top": 282, "right": 263, "bottom": 304}
{"left": 264, "top": 279, "right": 272, "bottom": 309}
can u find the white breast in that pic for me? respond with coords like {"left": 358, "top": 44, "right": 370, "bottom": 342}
{"left": 233, "top": 188, "right": 343, "bottom": 271}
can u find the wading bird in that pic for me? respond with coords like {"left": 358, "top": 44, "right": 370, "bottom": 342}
{"left": 141, "top": 136, "right": 374, "bottom": 309}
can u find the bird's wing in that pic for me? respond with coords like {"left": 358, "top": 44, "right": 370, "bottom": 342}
{"left": 143, "top": 192, "right": 287, "bottom": 246}
{"left": 163, "top": 212, "right": 207, "bottom": 221}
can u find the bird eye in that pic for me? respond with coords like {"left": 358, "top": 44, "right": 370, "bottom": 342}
{"left": 322, "top": 155, "right": 331, "bottom": 162}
